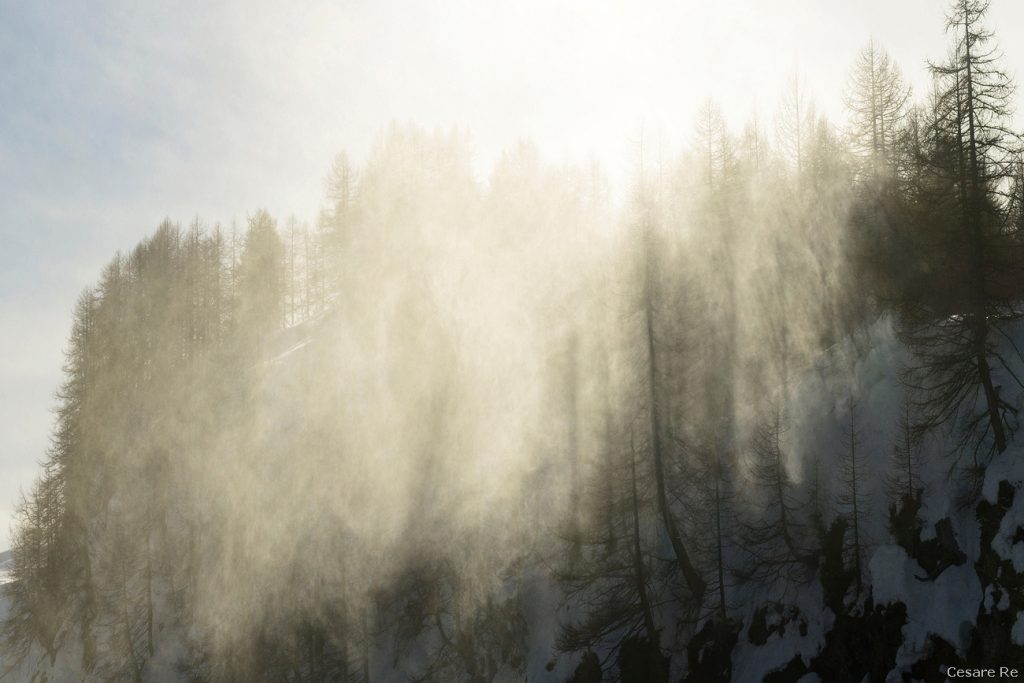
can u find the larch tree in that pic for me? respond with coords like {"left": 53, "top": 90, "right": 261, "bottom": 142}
{"left": 838, "top": 400, "right": 870, "bottom": 595}
{"left": 556, "top": 422, "right": 664, "bottom": 679}
{"left": 775, "top": 72, "right": 814, "bottom": 181}
{"left": 901, "top": 0, "right": 1023, "bottom": 462}
{"left": 739, "top": 402, "right": 817, "bottom": 586}
{"left": 636, "top": 170, "right": 706, "bottom": 607}
{"left": 888, "top": 392, "right": 926, "bottom": 506}
{"left": 845, "top": 39, "right": 912, "bottom": 179}
{"left": 237, "top": 210, "right": 286, "bottom": 357}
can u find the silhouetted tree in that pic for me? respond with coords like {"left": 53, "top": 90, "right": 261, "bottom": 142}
{"left": 237, "top": 209, "right": 285, "bottom": 356}
{"left": 900, "top": 0, "right": 1024, "bottom": 461}
{"left": 845, "top": 40, "right": 912, "bottom": 180}
{"left": 739, "top": 402, "right": 817, "bottom": 585}
{"left": 838, "top": 400, "right": 869, "bottom": 594}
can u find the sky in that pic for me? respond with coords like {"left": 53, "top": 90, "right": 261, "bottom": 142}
{"left": 0, "top": 0, "right": 1022, "bottom": 550}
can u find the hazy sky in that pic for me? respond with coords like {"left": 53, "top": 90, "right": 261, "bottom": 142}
{"left": 0, "top": 0, "right": 1021, "bottom": 549}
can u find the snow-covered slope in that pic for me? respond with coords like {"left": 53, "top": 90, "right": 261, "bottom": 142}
{"left": 9, "top": 312, "right": 1024, "bottom": 681}
{"left": 0, "top": 550, "right": 11, "bottom": 585}
{"left": 726, "top": 315, "right": 1024, "bottom": 681}
{"left": 0, "top": 551, "right": 12, "bottom": 679}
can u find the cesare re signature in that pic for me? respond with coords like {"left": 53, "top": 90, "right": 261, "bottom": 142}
{"left": 946, "top": 668, "right": 1021, "bottom": 679}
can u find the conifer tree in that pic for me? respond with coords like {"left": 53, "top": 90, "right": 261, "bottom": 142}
{"left": 838, "top": 400, "right": 869, "bottom": 594}
{"left": 901, "top": 0, "right": 1023, "bottom": 460}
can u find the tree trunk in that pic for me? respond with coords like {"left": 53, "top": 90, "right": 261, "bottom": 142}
{"left": 630, "top": 439, "right": 657, "bottom": 640}
{"left": 642, "top": 233, "right": 706, "bottom": 603}
{"left": 961, "top": 6, "right": 1008, "bottom": 453}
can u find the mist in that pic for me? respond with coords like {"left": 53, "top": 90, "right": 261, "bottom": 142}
{"left": 6, "top": 1, "right": 1024, "bottom": 681}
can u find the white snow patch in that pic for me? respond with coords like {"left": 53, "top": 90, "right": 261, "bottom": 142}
{"left": 270, "top": 339, "right": 311, "bottom": 364}
{"left": 0, "top": 549, "right": 12, "bottom": 584}
{"left": 871, "top": 545, "right": 980, "bottom": 657}
{"left": 1013, "top": 612, "right": 1024, "bottom": 647}
{"left": 983, "top": 585, "right": 1011, "bottom": 612}
{"left": 731, "top": 582, "right": 832, "bottom": 681}
{"left": 982, "top": 447, "right": 1024, "bottom": 503}
{"left": 991, "top": 475, "right": 1024, "bottom": 572}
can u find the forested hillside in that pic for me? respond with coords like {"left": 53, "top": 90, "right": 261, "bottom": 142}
{"left": 4, "top": 1, "right": 1024, "bottom": 680}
